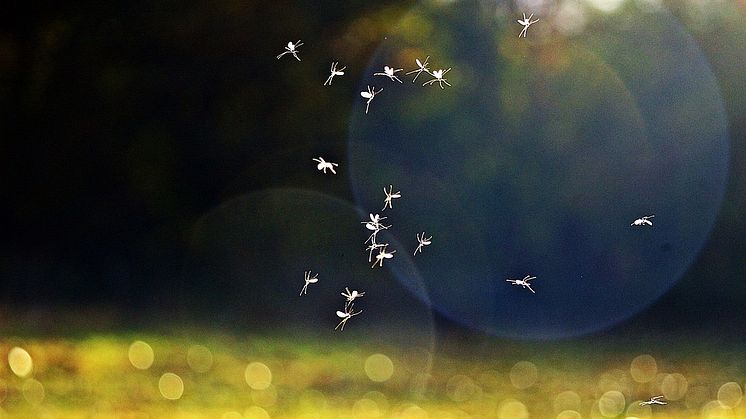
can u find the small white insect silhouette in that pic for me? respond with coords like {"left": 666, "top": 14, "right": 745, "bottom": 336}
{"left": 631, "top": 215, "right": 655, "bottom": 226}
{"left": 413, "top": 232, "right": 432, "bottom": 255}
{"left": 360, "top": 85, "right": 383, "bottom": 114}
{"left": 312, "top": 157, "right": 339, "bottom": 174}
{"left": 341, "top": 287, "right": 365, "bottom": 309}
{"left": 372, "top": 245, "right": 396, "bottom": 268}
{"left": 382, "top": 185, "right": 401, "bottom": 210}
{"left": 506, "top": 275, "right": 537, "bottom": 293}
{"left": 517, "top": 13, "right": 540, "bottom": 38}
{"left": 366, "top": 242, "right": 387, "bottom": 262}
{"left": 374, "top": 66, "right": 404, "bottom": 83}
{"left": 640, "top": 396, "right": 667, "bottom": 406}
{"left": 423, "top": 68, "right": 451, "bottom": 89}
{"left": 335, "top": 303, "right": 362, "bottom": 331}
{"left": 362, "top": 213, "right": 391, "bottom": 245}
{"left": 323, "top": 61, "right": 346, "bottom": 86}
{"left": 276, "top": 40, "right": 303, "bottom": 61}
{"left": 299, "top": 270, "right": 318, "bottom": 296}
{"left": 406, "top": 56, "right": 431, "bottom": 83}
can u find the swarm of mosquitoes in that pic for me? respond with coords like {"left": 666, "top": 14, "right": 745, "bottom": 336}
{"left": 283, "top": 10, "right": 657, "bottom": 382}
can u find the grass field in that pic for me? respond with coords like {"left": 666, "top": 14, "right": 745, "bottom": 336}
{"left": 0, "top": 327, "right": 744, "bottom": 418}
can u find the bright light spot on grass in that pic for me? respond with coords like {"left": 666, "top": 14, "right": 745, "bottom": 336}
{"left": 221, "top": 412, "right": 243, "bottom": 419}
{"left": 159, "top": 372, "right": 184, "bottom": 400}
{"left": 554, "top": 391, "right": 582, "bottom": 413}
{"left": 717, "top": 382, "right": 743, "bottom": 408}
{"left": 187, "top": 344, "right": 213, "bottom": 373}
{"left": 599, "top": 390, "right": 626, "bottom": 417}
{"left": 354, "top": 398, "right": 382, "bottom": 418}
{"left": 661, "top": 373, "right": 689, "bottom": 401}
{"left": 510, "top": 361, "right": 538, "bottom": 389}
{"left": 446, "top": 374, "right": 480, "bottom": 402}
{"left": 22, "top": 378, "right": 44, "bottom": 405}
{"left": 499, "top": 399, "right": 528, "bottom": 419}
{"left": 251, "top": 385, "right": 277, "bottom": 407}
{"left": 244, "top": 406, "right": 270, "bottom": 419}
{"left": 8, "top": 347, "right": 33, "bottom": 377}
{"left": 128, "top": 340, "right": 154, "bottom": 370}
{"left": 584, "top": 0, "right": 624, "bottom": 13}
{"left": 702, "top": 400, "right": 734, "bottom": 418}
{"left": 686, "top": 385, "right": 710, "bottom": 409}
{"left": 365, "top": 353, "right": 394, "bottom": 383}
{"left": 556, "top": 410, "right": 581, "bottom": 419}
{"left": 245, "top": 362, "right": 272, "bottom": 390}
{"left": 630, "top": 354, "right": 657, "bottom": 383}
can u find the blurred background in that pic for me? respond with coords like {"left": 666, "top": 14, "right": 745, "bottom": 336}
{"left": 1, "top": 0, "right": 746, "bottom": 416}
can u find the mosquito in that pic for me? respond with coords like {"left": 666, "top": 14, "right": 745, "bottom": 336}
{"left": 631, "top": 215, "right": 655, "bottom": 226}
{"left": 341, "top": 287, "right": 365, "bottom": 309}
{"left": 312, "top": 157, "right": 339, "bottom": 174}
{"left": 360, "top": 85, "right": 383, "bottom": 114}
{"left": 413, "top": 232, "right": 432, "bottom": 255}
{"left": 335, "top": 303, "right": 362, "bottom": 331}
{"left": 382, "top": 185, "right": 401, "bottom": 210}
{"left": 640, "top": 396, "right": 667, "bottom": 406}
{"left": 323, "top": 61, "right": 346, "bottom": 86}
{"left": 362, "top": 213, "right": 391, "bottom": 245}
{"left": 374, "top": 66, "right": 404, "bottom": 83}
{"left": 406, "top": 56, "right": 431, "bottom": 83}
{"left": 299, "top": 270, "right": 318, "bottom": 296}
{"left": 506, "top": 275, "right": 537, "bottom": 293}
{"left": 276, "top": 40, "right": 303, "bottom": 61}
{"left": 423, "top": 68, "right": 451, "bottom": 89}
{"left": 366, "top": 242, "right": 387, "bottom": 262}
{"left": 517, "top": 13, "right": 540, "bottom": 38}
{"left": 372, "top": 245, "right": 396, "bottom": 268}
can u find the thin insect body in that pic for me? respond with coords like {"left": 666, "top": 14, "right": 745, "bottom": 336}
{"left": 374, "top": 66, "right": 404, "bottom": 83}
{"left": 324, "top": 61, "right": 346, "bottom": 86}
{"left": 312, "top": 157, "right": 339, "bottom": 174}
{"left": 506, "top": 275, "right": 537, "bottom": 293}
{"left": 366, "top": 242, "right": 387, "bottom": 262}
{"left": 423, "top": 68, "right": 451, "bottom": 89}
{"left": 299, "top": 270, "right": 318, "bottom": 296}
{"left": 360, "top": 85, "right": 383, "bottom": 114}
{"left": 362, "top": 213, "right": 391, "bottom": 245}
{"left": 406, "top": 56, "right": 431, "bottom": 83}
{"left": 517, "top": 13, "right": 540, "bottom": 38}
{"left": 372, "top": 245, "right": 396, "bottom": 268}
{"left": 382, "top": 185, "right": 401, "bottom": 210}
{"left": 631, "top": 215, "right": 655, "bottom": 226}
{"left": 640, "top": 396, "right": 667, "bottom": 406}
{"left": 341, "top": 287, "right": 365, "bottom": 309}
{"left": 335, "top": 303, "right": 362, "bottom": 331}
{"left": 413, "top": 232, "right": 432, "bottom": 255}
{"left": 276, "top": 40, "right": 303, "bottom": 61}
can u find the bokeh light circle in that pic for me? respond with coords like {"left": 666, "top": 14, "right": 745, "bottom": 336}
{"left": 158, "top": 372, "right": 184, "bottom": 400}
{"left": 347, "top": 0, "right": 729, "bottom": 339}
{"left": 8, "top": 347, "right": 33, "bottom": 377}
{"left": 245, "top": 362, "right": 272, "bottom": 390}
{"left": 365, "top": 353, "right": 395, "bottom": 383}
{"left": 128, "top": 340, "right": 154, "bottom": 370}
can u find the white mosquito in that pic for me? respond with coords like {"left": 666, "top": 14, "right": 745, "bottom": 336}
{"left": 374, "top": 65, "right": 404, "bottom": 83}
{"left": 362, "top": 213, "right": 391, "bottom": 245}
{"left": 506, "top": 275, "right": 537, "bottom": 293}
{"left": 323, "top": 61, "right": 346, "bottom": 86}
{"left": 414, "top": 232, "right": 432, "bottom": 255}
{"left": 341, "top": 287, "right": 365, "bottom": 309}
{"left": 631, "top": 215, "right": 655, "bottom": 226}
{"left": 299, "top": 270, "right": 318, "bottom": 296}
{"left": 423, "top": 68, "right": 451, "bottom": 89}
{"left": 360, "top": 85, "right": 383, "bottom": 114}
{"left": 517, "top": 13, "right": 540, "bottom": 38}
{"left": 406, "top": 56, "right": 431, "bottom": 83}
{"left": 312, "top": 157, "right": 339, "bottom": 174}
{"left": 372, "top": 245, "right": 396, "bottom": 268}
{"left": 366, "top": 242, "right": 387, "bottom": 262}
{"left": 640, "top": 396, "right": 667, "bottom": 406}
{"left": 276, "top": 40, "right": 303, "bottom": 61}
{"left": 335, "top": 303, "right": 362, "bottom": 331}
{"left": 382, "top": 185, "right": 401, "bottom": 210}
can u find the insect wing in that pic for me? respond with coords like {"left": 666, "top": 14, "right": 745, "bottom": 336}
{"left": 308, "top": 277, "right": 318, "bottom": 283}
{"left": 336, "top": 311, "right": 348, "bottom": 318}
{"left": 361, "top": 91, "right": 373, "bottom": 98}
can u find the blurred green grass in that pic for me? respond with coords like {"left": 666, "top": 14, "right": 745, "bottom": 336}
{"left": 0, "top": 330, "right": 745, "bottom": 418}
